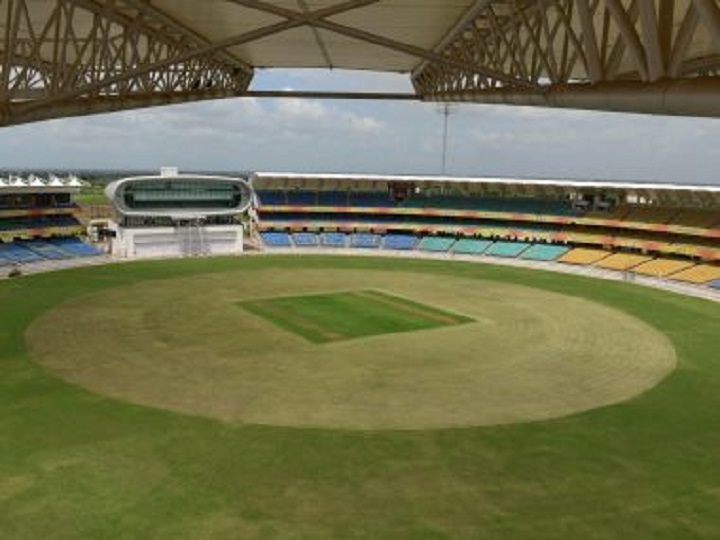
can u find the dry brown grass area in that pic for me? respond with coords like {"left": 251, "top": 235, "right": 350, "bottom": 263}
{"left": 26, "top": 269, "right": 676, "bottom": 430}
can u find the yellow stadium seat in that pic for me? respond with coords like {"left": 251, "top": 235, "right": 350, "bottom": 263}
{"left": 558, "top": 248, "right": 611, "bottom": 265}
{"left": 632, "top": 259, "right": 695, "bottom": 277}
{"left": 669, "top": 264, "right": 720, "bottom": 284}
{"left": 594, "top": 253, "right": 651, "bottom": 270}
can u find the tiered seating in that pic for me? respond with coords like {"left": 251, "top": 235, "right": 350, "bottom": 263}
{"left": 287, "top": 191, "right": 317, "bottom": 206}
{"left": 632, "top": 258, "right": 695, "bottom": 278}
{"left": 48, "top": 237, "right": 103, "bottom": 256}
{"left": 710, "top": 279, "right": 720, "bottom": 290}
{"left": 383, "top": 234, "right": 418, "bottom": 250}
{"left": 260, "top": 231, "right": 292, "bottom": 247}
{"left": 670, "top": 209, "right": 719, "bottom": 229}
{"left": 350, "top": 192, "right": 394, "bottom": 207}
{"left": 256, "top": 190, "right": 287, "bottom": 205}
{"left": 0, "top": 242, "right": 44, "bottom": 262}
{"left": 558, "top": 248, "right": 611, "bottom": 265}
{"left": 22, "top": 239, "right": 71, "bottom": 260}
{"left": 594, "top": 253, "right": 651, "bottom": 271}
{"left": 519, "top": 244, "right": 570, "bottom": 261}
{"left": 0, "top": 215, "right": 80, "bottom": 232}
{"left": 624, "top": 207, "right": 678, "bottom": 224}
{"left": 451, "top": 239, "right": 492, "bottom": 255}
{"left": 350, "top": 233, "right": 381, "bottom": 248}
{"left": 320, "top": 232, "right": 347, "bottom": 247}
{"left": 402, "top": 196, "right": 574, "bottom": 216}
{"left": 418, "top": 236, "right": 455, "bottom": 252}
{"left": 318, "top": 191, "right": 348, "bottom": 206}
{"left": 669, "top": 264, "right": 720, "bottom": 284}
{"left": 291, "top": 233, "right": 318, "bottom": 247}
{"left": 485, "top": 241, "right": 531, "bottom": 258}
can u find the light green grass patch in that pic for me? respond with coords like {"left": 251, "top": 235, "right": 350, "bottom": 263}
{"left": 238, "top": 289, "right": 473, "bottom": 343}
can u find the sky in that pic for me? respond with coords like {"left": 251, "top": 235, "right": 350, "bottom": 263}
{"left": 1, "top": 69, "right": 719, "bottom": 185}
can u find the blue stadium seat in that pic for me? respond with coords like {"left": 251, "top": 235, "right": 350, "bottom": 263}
{"left": 709, "top": 279, "right": 720, "bottom": 290}
{"left": 287, "top": 191, "right": 317, "bottom": 206}
{"left": 291, "top": 232, "right": 318, "bottom": 247}
{"left": 451, "top": 239, "right": 492, "bottom": 255}
{"left": 260, "top": 232, "right": 292, "bottom": 247}
{"left": 0, "top": 242, "right": 45, "bottom": 262}
{"left": 350, "top": 192, "right": 395, "bottom": 207}
{"left": 318, "top": 191, "right": 349, "bottom": 206}
{"left": 256, "top": 190, "right": 287, "bottom": 206}
{"left": 320, "top": 232, "right": 347, "bottom": 247}
{"left": 383, "top": 234, "right": 418, "bottom": 250}
{"left": 485, "top": 241, "right": 531, "bottom": 258}
{"left": 519, "top": 244, "right": 570, "bottom": 261}
{"left": 21, "top": 239, "right": 71, "bottom": 260}
{"left": 418, "top": 236, "right": 455, "bottom": 252}
{"left": 350, "top": 233, "right": 381, "bottom": 248}
{"left": 48, "top": 237, "right": 102, "bottom": 256}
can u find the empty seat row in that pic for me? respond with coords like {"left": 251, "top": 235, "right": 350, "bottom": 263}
{"left": 291, "top": 233, "right": 318, "bottom": 246}
{"left": 0, "top": 237, "right": 101, "bottom": 265}
{"left": 258, "top": 233, "right": 719, "bottom": 287}
{"left": 485, "top": 241, "right": 531, "bottom": 258}
{"left": 383, "top": 234, "right": 419, "bottom": 250}
{"left": 350, "top": 233, "right": 382, "bottom": 248}
{"left": 418, "top": 236, "right": 455, "bottom": 252}
{"left": 519, "top": 244, "right": 570, "bottom": 261}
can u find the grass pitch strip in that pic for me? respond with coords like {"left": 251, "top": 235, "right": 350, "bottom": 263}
{"left": 238, "top": 289, "right": 473, "bottom": 343}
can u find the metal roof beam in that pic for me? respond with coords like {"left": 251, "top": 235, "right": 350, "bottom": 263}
{"left": 120, "top": 0, "right": 252, "bottom": 72}
{"left": 227, "top": 0, "right": 533, "bottom": 87}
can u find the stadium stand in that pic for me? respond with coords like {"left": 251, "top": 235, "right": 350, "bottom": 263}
{"left": 287, "top": 191, "right": 317, "bottom": 206}
{"left": 320, "top": 232, "right": 347, "bottom": 247}
{"left": 594, "top": 253, "right": 652, "bottom": 271}
{"left": 669, "top": 264, "right": 720, "bottom": 284}
{"left": 485, "top": 241, "right": 531, "bottom": 258}
{"left": 318, "top": 191, "right": 349, "bottom": 206}
{"left": 383, "top": 234, "right": 419, "bottom": 250}
{"left": 350, "top": 233, "right": 382, "bottom": 248}
{"left": 256, "top": 190, "right": 287, "bottom": 206}
{"left": 48, "top": 237, "right": 103, "bottom": 256}
{"left": 252, "top": 174, "right": 718, "bottom": 293}
{"left": 291, "top": 233, "right": 318, "bottom": 247}
{"left": 670, "top": 209, "right": 719, "bottom": 229}
{"left": 632, "top": 258, "right": 696, "bottom": 278}
{"left": 451, "top": 239, "right": 492, "bottom": 255}
{"left": 0, "top": 242, "right": 45, "bottom": 262}
{"left": 350, "top": 192, "right": 394, "bottom": 207}
{"left": 260, "top": 231, "right": 292, "bottom": 247}
{"left": 22, "top": 239, "right": 71, "bottom": 260}
{"left": 418, "top": 236, "right": 456, "bottom": 252}
{"left": 519, "top": 244, "right": 571, "bottom": 261}
{"left": 710, "top": 279, "right": 720, "bottom": 290}
{"left": 624, "top": 206, "right": 678, "bottom": 224}
{"left": 558, "top": 248, "right": 612, "bottom": 265}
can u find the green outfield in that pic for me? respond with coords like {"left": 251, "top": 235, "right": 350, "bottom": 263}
{"left": 2, "top": 255, "right": 720, "bottom": 538}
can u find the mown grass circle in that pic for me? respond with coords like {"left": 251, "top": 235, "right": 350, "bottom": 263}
{"left": 27, "top": 267, "right": 676, "bottom": 429}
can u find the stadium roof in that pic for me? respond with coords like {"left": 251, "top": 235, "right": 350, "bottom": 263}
{"left": 252, "top": 171, "right": 720, "bottom": 206}
{"left": 2, "top": 1, "right": 720, "bottom": 126}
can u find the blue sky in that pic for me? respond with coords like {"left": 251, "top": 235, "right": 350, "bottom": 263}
{"left": 1, "top": 69, "right": 719, "bottom": 184}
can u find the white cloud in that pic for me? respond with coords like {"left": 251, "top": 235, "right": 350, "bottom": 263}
{"left": 0, "top": 69, "right": 719, "bottom": 184}
{"left": 274, "top": 98, "right": 327, "bottom": 120}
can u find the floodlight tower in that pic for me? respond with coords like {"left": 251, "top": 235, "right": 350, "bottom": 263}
{"left": 437, "top": 103, "right": 457, "bottom": 175}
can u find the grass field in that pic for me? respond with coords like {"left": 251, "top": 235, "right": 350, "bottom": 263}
{"left": 239, "top": 289, "right": 473, "bottom": 343}
{"left": 2, "top": 255, "right": 720, "bottom": 538}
